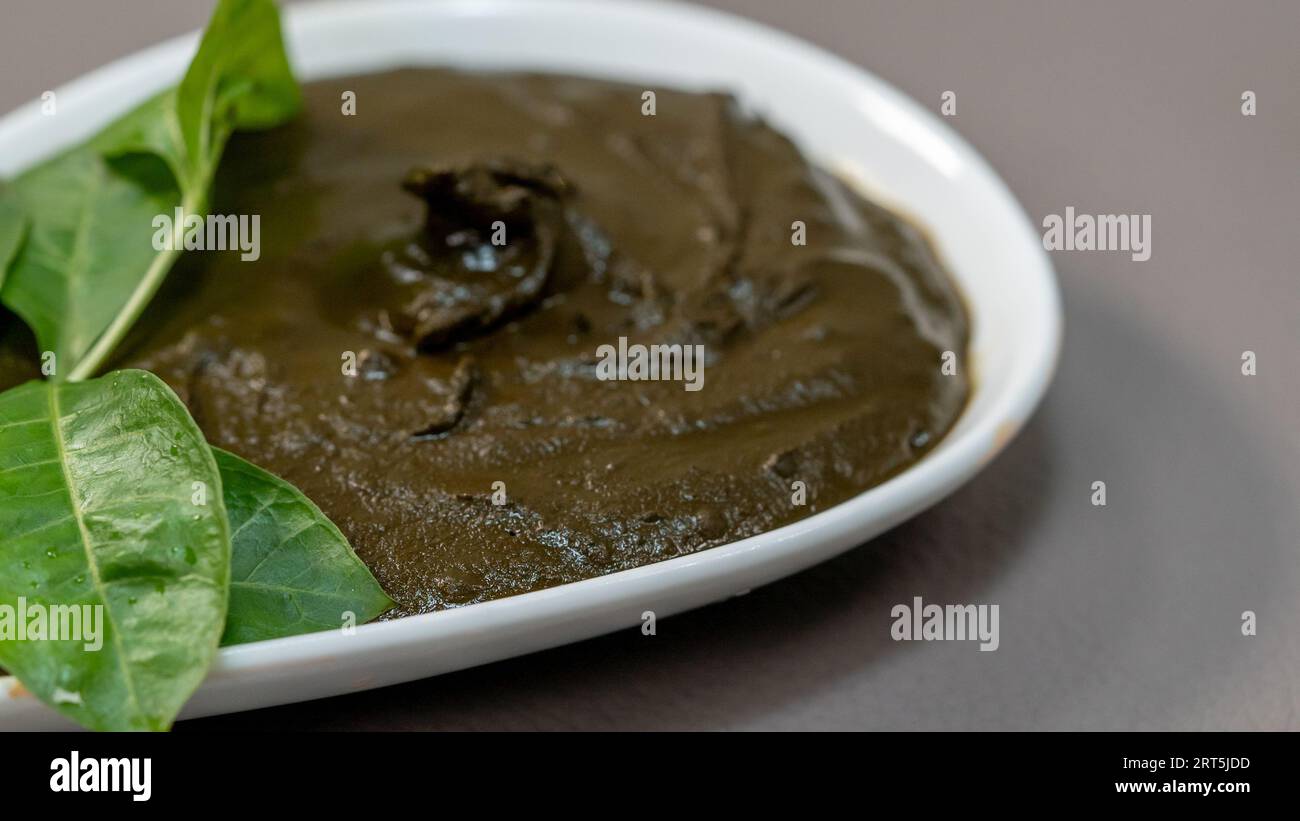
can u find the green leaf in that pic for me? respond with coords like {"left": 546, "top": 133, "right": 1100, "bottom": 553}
{"left": 1, "top": 149, "right": 183, "bottom": 373}
{"left": 0, "top": 0, "right": 299, "bottom": 382}
{"left": 215, "top": 449, "right": 393, "bottom": 646}
{"left": 103, "top": 0, "right": 301, "bottom": 193}
{"left": 0, "top": 190, "right": 26, "bottom": 292}
{"left": 0, "top": 369, "right": 230, "bottom": 731}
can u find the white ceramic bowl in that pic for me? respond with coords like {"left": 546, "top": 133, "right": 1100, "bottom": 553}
{"left": 0, "top": 0, "right": 1061, "bottom": 728}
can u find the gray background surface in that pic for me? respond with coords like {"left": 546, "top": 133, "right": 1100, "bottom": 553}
{"left": 2, "top": 0, "right": 1296, "bottom": 730}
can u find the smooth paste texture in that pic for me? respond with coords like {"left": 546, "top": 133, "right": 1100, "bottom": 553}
{"left": 1, "top": 69, "right": 971, "bottom": 616}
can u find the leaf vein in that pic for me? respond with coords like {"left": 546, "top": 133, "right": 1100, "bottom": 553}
{"left": 47, "top": 384, "right": 144, "bottom": 718}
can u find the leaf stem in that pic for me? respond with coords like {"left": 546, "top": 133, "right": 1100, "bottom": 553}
{"left": 65, "top": 193, "right": 198, "bottom": 382}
